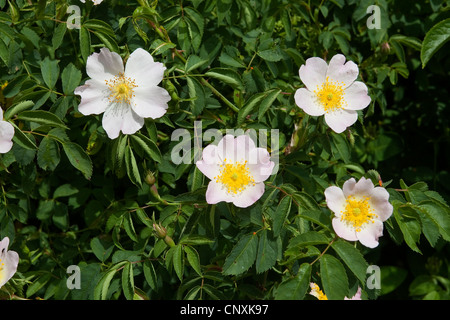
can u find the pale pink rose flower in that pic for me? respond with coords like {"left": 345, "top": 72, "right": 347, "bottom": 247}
{"left": 75, "top": 48, "right": 170, "bottom": 139}
{"left": 0, "top": 237, "right": 19, "bottom": 288}
{"left": 325, "top": 177, "right": 393, "bottom": 248}
{"left": 294, "top": 54, "right": 371, "bottom": 133}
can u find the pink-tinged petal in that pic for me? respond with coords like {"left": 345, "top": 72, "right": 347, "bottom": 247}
{"left": 369, "top": 187, "right": 393, "bottom": 222}
{"left": 324, "top": 109, "right": 358, "bottom": 133}
{"left": 345, "top": 287, "right": 362, "bottom": 300}
{"left": 125, "top": 48, "right": 166, "bottom": 88}
{"left": 74, "top": 80, "right": 110, "bottom": 115}
{"left": 232, "top": 182, "right": 265, "bottom": 208}
{"left": 0, "top": 121, "right": 14, "bottom": 154}
{"left": 102, "top": 103, "right": 144, "bottom": 139}
{"left": 196, "top": 144, "right": 221, "bottom": 181}
{"left": 131, "top": 86, "right": 170, "bottom": 119}
{"left": 217, "top": 134, "right": 238, "bottom": 162}
{"left": 324, "top": 186, "right": 346, "bottom": 216}
{"left": 294, "top": 88, "right": 325, "bottom": 116}
{"left": 332, "top": 217, "right": 358, "bottom": 241}
{"left": 299, "top": 57, "right": 328, "bottom": 91}
{"left": 326, "top": 54, "right": 359, "bottom": 89}
{"left": 356, "top": 219, "right": 383, "bottom": 248}
{"left": 0, "top": 237, "right": 10, "bottom": 251}
{"left": 205, "top": 180, "right": 233, "bottom": 204}
{"left": 344, "top": 81, "right": 371, "bottom": 111}
{"left": 86, "top": 48, "right": 124, "bottom": 82}
{"left": 247, "top": 148, "right": 274, "bottom": 182}
{"left": 343, "top": 177, "right": 374, "bottom": 198}
{"left": 234, "top": 134, "right": 256, "bottom": 162}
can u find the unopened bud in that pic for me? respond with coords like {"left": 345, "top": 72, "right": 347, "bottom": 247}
{"left": 153, "top": 223, "right": 167, "bottom": 239}
{"left": 144, "top": 170, "right": 156, "bottom": 186}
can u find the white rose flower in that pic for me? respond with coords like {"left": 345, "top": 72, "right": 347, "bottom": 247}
{"left": 0, "top": 237, "right": 19, "bottom": 288}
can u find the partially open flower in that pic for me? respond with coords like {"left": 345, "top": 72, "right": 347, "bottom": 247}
{"left": 75, "top": 48, "right": 170, "bottom": 139}
{"left": 294, "top": 54, "right": 371, "bottom": 133}
{"left": 196, "top": 134, "right": 275, "bottom": 208}
{"left": 0, "top": 237, "right": 19, "bottom": 288}
{"left": 325, "top": 177, "right": 393, "bottom": 248}
{"left": 0, "top": 108, "right": 14, "bottom": 154}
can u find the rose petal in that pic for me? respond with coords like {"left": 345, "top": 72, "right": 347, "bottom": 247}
{"left": 369, "top": 187, "right": 393, "bottom": 221}
{"left": 332, "top": 217, "right": 358, "bottom": 241}
{"left": 326, "top": 54, "right": 359, "bottom": 89}
{"left": 324, "top": 109, "right": 358, "bottom": 133}
{"left": 232, "top": 182, "right": 265, "bottom": 208}
{"left": 102, "top": 103, "right": 144, "bottom": 139}
{"left": 125, "top": 48, "right": 166, "bottom": 88}
{"left": 74, "top": 80, "right": 110, "bottom": 115}
{"left": 343, "top": 177, "right": 374, "bottom": 198}
{"left": 325, "top": 186, "right": 346, "bottom": 216}
{"left": 196, "top": 144, "right": 221, "bottom": 181}
{"left": 299, "top": 57, "right": 328, "bottom": 91}
{"left": 205, "top": 180, "right": 233, "bottom": 204}
{"left": 0, "top": 121, "right": 14, "bottom": 154}
{"left": 294, "top": 88, "right": 325, "bottom": 116}
{"left": 344, "top": 81, "right": 371, "bottom": 111}
{"left": 356, "top": 219, "right": 383, "bottom": 248}
{"left": 131, "top": 86, "right": 170, "bottom": 119}
{"left": 86, "top": 48, "right": 124, "bottom": 82}
{"left": 247, "top": 148, "right": 274, "bottom": 182}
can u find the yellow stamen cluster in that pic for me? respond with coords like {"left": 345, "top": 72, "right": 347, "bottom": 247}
{"left": 0, "top": 258, "right": 4, "bottom": 272}
{"left": 215, "top": 159, "right": 255, "bottom": 195}
{"left": 310, "top": 283, "right": 328, "bottom": 300}
{"left": 341, "top": 196, "right": 377, "bottom": 232}
{"left": 105, "top": 73, "right": 137, "bottom": 104}
{"left": 314, "top": 76, "right": 345, "bottom": 112}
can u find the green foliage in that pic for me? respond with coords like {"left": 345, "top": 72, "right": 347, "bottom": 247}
{"left": 0, "top": 0, "right": 449, "bottom": 301}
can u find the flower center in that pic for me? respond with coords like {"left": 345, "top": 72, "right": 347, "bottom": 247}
{"left": 215, "top": 159, "right": 255, "bottom": 195}
{"left": 105, "top": 73, "right": 137, "bottom": 104}
{"left": 314, "top": 76, "right": 345, "bottom": 112}
{"left": 310, "top": 283, "right": 328, "bottom": 300}
{"left": 340, "top": 196, "right": 377, "bottom": 232}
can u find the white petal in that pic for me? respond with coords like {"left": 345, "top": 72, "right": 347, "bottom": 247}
{"left": 294, "top": 88, "right": 325, "bottom": 116}
{"left": 332, "top": 217, "right": 358, "bottom": 241}
{"left": 369, "top": 187, "right": 393, "bottom": 222}
{"left": 217, "top": 134, "right": 238, "bottom": 162}
{"left": 205, "top": 180, "right": 233, "bottom": 204}
{"left": 324, "top": 109, "right": 358, "bottom": 133}
{"left": 125, "top": 48, "right": 166, "bottom": 88}
{"left": 86, "top": 48, "right": 124, "bottom": 82}
{"left": 324, "top": 186, "right": 346, "bottom": 216}
{"left": 247, "top": 147, "right": 274, "bottom": 183}
{"left": 74, "top": 80, "right": 110, "bottom": 115}
{"left": 0, "top": 121, "right": 14, "bottom": 154}
{"left": 0, "top": 237, "right": 10, "bottom": 252}
{"left": 356, "top": 219, "right": 383, "bottom": 248}
{"left": 232, "top": 182, "right": 265, "bottom": 208}
{"left": 234, "top": 134, "right": 256, "bottom": 162}
{"left": 299, "top": 57, "right": 328, "bottom": 91}
{"left": 343, "top": 177, "right": 374, "bottom": 198}
{"left": 326, "top": 54, "right": 359, "bottom": 89}
{"left": 196, "top": 144, "right": 221, "bottom": 181}
{"left": 131, "top": 86, "right": 170, "bottom": 119}
{"left": 102, "top": 103, "right": 144, "bottom": 139}
{"left": 344, "top": 81, "right": 371, "bottom": 111}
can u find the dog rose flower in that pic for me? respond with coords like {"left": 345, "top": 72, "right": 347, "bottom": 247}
{"left": 0, "top": 108, "right": 14, "bottom": 154}
{"left": 294, "top": 54, "right": 371, "bottom": 133}
{"left": 325, "top": 177, "right": 393, "bottom": 248}
{"left": 196, "top": 134, "right": 275, "bottom": 208}
{"left": 0, "top": 237, "right": 19, "bottom": 288}
{"left": 75, "top": 48, "right": 170, "bottom": 139}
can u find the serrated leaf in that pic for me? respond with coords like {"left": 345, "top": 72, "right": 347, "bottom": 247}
{"left": 273, "top": 195, "right": 292, "bottom": 237}
{"left": 287, "top": 231, "right": 329, "bottom": 248}
{"left": 255, "top": 229, "right": 278, "bottom": 273}
{"left": 37, "top": 136, "right": 60, "bottom": 171}
{"left": 173, "top": 244, "right": 184, "bottom": 281}
{"left": 421, "top": 18, "right": 450, "bottom": 68}
{"left": 16, "top": 110, "right": 68, "bottom": 129}
{"left": 79, "top": 26, "right": 91, "bottom": 63}
{"left": 121, "top": 262, "right": 135, "bottom": 300}
{"left": 40, "top": 57, "right": 59, "bottom": 89}
{"left": 3, "top": 100, "right": 34, "bottom": 120}
{"left": 143, "top": 260, "right": 157, "bottom": 291}
{"left": 222, "top": 233, "right": 258, "bottom": 275}
{"left": 61, "top": 63, "right": 82, "bottom": 95}
{"left": 205, "top": 67, "right": 244, "bottom": 90}
{"left": 185, "top": 246, "right": 202, "bottom": 276}
{"left": 124, "top": 145, "right": 142, "bottom": 188}
{"left": 320, "top": 254, "right": 349, "bottom": 300}
{"left": 331, "top": 239, "right": 369, "bottom": 285}
{"left": 62, "top": 142, "right": 93, "bottom": 180}
{"left": 129, "top": 133, "right": 162, "bottom": 163}
{"left": 10, "top": 122, "right": 37, "bottom": 150}
{"left": 275, "top": 263, "right": 311, "bottom": 300}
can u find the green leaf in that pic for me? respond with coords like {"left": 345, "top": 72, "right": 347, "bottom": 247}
{"left": 79, "top": 26, "right": 91, "bottom": 63}
{"left": 274, "top": 263, "right": 311, "bottom": 300}
{"left": 237, "top": 92, "right": 266, "bottom": 125}
{"left": 37, "top": 136, "right": 60, "bottom": 171}
{"left": 331, "top": 239, "right": 369, "bottom": 285}
{"left": 52, "top": 22, "right": 66, "bottom": 51}
{"left": 331, "top": 132, "right": 350, "bottom": 163}
{"left": 94, "top": 261, "right": 127, "bottom": 300}
{"left": 10, "top": 122, "right": 37, "bottom": 150}
{"left": 186, "top": 76, "right": 205, "bottom": 116}
{"left": 40, "top": 57, "right": 59, "bottom": 89}
{"left": 320, "top": 254, "right": 349, "bottom": 300}
{"left": 90, "top": 237, "right": 113, "bottom": 262}
{"left": 3, "top": 100, "right": 34, "bottom": 120}
{"left": 143, "top": 260, "right": 157, "bottom": 291}
{"left": 258, "top": 88, "right": 280, "bottom": 119}
{"left": 288, "top": 231, "right": 330, "bottom": 249}
{"left": 62, "top": 142, "right": 93, "bottom": 180}
{"left": 418, "top": 200, "right": 450, "bottom": 241}
{"left": 222, "top": 233, "right": 258, "bottom": 275}
{"left": 185, "top": 246, "right": 202, "bottom": 276}
{"left": 421, "top": 18, "right": 450, "bottom": 68}
{"left": 124, "top": 145, "right": 142, "bottom": 188}
{"left": 272, "top": 196, "right": 292, "bottom": 237}
{"left": 393, "top": 203, "right": 422, "bottom": 253}
{"left": 129, "top": 133, "right": 162, "bottom": 163}
{"left": 380, "top": 266, "right": 408, "bottom": 295}
{"left": 173, "top": 244, "right": 184, "bottom": 281}
{"left": 26, "top": 273, "right": 52, "bottom": 298}
{"left": 205, "top": 67, "right": 244, "bottom": 90}
{"left": 121, "top": 262, "right": 135, "bottom": 300}
{"left": 185, "top": 54, "right": 208, "bottom": 73}
{"left": 16, "top": 110, "right": 68, "bottom": 129}
{"left": 255, "top": 229, "right": 278, "bottom": 273}
{"left": 61, "top": 63, "right": 82, "bottom": 95}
